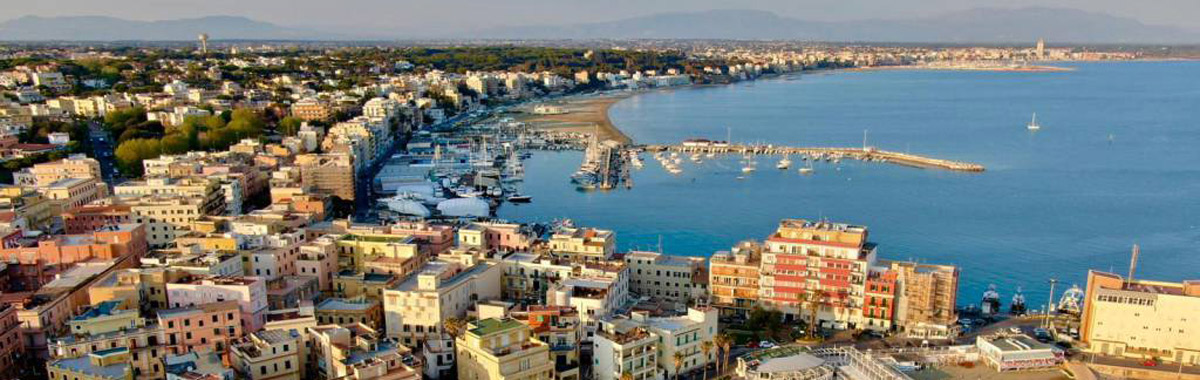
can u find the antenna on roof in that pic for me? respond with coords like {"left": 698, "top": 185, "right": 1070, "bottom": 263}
{"left": 1127, "top": 244, "right": 1139, "bottom": 282}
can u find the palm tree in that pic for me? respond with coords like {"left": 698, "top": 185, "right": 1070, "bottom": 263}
{"left": 715, "top": 333, "right": 733, "bottom": 375}
{"left": 801, "top": 290, "right": 820, "bottom": 340}
{"left": 673, "top": 351, "right": 685, "bottom": 380}
{"left": 700, "top": 340, "right": 714, "bottom": 380}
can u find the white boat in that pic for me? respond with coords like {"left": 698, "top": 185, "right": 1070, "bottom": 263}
{"left": 690, "top": 153, "right": 702, "bottom": 162}
{"left": 798, "top": 161, "right": 814, "bottom": 175}
{"left": 705, "top": 152, "right": 716, "bottom": 158}
{"left": 1027, "top": 113, "right": 1041, "bottom": 131}
{"left": 776, "top": 155, "right": 792, "bottom": 170}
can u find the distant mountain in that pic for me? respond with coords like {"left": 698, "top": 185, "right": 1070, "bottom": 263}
{"left": 475, "top": 7, "right": 1200, "bottom": 44}
{"left": 0, "top": 15, "right": 343, "bottom": 41}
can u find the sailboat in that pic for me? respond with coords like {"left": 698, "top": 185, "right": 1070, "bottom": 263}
{"left": 741, "top": 155, "right": 756, "bottom": 173}
{"left": 1027, "top": 113, "right": 1041, "bottom": 131}
{"left": 798, "top": 160, "right": 814, "bottom": 175}
{"left": 776, "top": 154, "right": 792, "bottom": 170}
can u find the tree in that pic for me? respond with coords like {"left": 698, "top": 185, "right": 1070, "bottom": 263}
{"left": 620, "top": 371, "right": 634, "bottom": 380}
{"left": 700, "top": 340, "right": 714, "bottom": 380}
{"left": 673, "top": 351, "right": 685, "bottom": 380}
{"left": 716, "top": 333, "right": 732, "bottom": 375}
{"left": 279, "top": 116, "right": 303, "bottom": 136}
{"left": 114, "top": 138, "right": 162, "bottom": 176}
{"left": 160, "top": 134, "right": 192, "bottom": 154}
{"left": 800, "top": 290, "right": 823, "bottom": 340}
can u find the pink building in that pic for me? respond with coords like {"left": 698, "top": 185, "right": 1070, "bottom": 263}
{"left": 390, "top": 221, "right": 456, "bottom": 255}
{"left": 0, "top": 224, "right": 147, "bottom": 290}
{"left": 297, "top": 237, "right": 339, "bottom": 292}
{"left": 166, "top": 276, "right": 268, "bottom": 333}
{"left": 460, "top": 222, "right": 534, "bottom": 253}
{"left": 157, "top": 300, "right": 243, "bottom": 355}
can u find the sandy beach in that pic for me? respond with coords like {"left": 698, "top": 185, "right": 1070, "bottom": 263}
{"left": 514, "top": 93, "right": 634, "bottom": 145}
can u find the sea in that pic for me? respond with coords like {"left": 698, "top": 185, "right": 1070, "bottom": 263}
{"left": 498, "top": 61, "right": 1200, "bottom": 310}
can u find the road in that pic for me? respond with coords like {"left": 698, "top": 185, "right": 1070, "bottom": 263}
{"left": 87, "top": 121, "right": 121, "bottom": 185}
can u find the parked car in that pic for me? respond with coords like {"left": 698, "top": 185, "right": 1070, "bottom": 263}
{"left": 759, "top": 341, "right": 776, "bottom": 349}
{"left": 1033, "top": 328, "right": 1052, "bottom": 343}
{"left": 746, "top": 341, "right": 759, "bottom": 348}
{"left": 1009, "top": 327, "right": 1022, "bottom": 334}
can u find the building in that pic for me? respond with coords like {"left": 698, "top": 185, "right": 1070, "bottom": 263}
{"left": 295, "top": 154, "right": 356, "bottom": 201}
{"left": 12, "top": 154, "right": 102, "bottom": 187}
{"left": 623, "top": 251, "right": 708, "bottom": 305}
{"left": 35, "top": 177, "right": 107, "bottom": 214}
{"left": 708, "top": 241, "right": 763, "bottom": 319}
{"left": 291, "top": 98, "right": 333, "bottom": 122}
{"left": 157, "top": 300, "right": 243, "bottom": 355}
{"left": 46, "top": 348, "right": 134, "bottom": 380}
{"left": 1081, "top": 270, "right": 1200, "bottom": 364}
{"left": 521, "top": 306, "right": 581, "bottom": 380}
{"left": 307, "top": 324, "right": 422, "bottom": 380}
{"left": 62, "top": 204, "right": 133, "bottom": 234}
{"left": 230, "top": 330, "right": 303, "bottom": 380}
{"left": 48, "top": 300, "right": 166, "bottom": 379}
{"left": 382, "top": 254, "right": 503, "bottom": 348}
{"left": 0, "top": 305, "right": 24, "bottom": 376}
{"left": 316, "top": 298, "right": 382, "bottom": 329}
{"left": 548, "top": 227, "right": 615, "bottom": 263}
{"left": 886, "top": 261, "right": 959, "bottom": 339}
{"left": 976, "top": 334, "right": 1064, "bottom": 372}
{"left": 0, "top": 223, "right": 148, "bottom": 290}
{"left": 634, "top": 308, "right": 718, "bottom": 378}
{"left": 456, "top": 318, "right": 554, "bottom": 380}
{"left": 118, "top": 196, "right": 212, "bottom": 247}
{"left": 166, "top": 276, "right": 268, "bottom": 333}
{"left": 592, "top": 323, "right": 660, "bottom": 380}
{"left": 458, "top": 222, "right": 535, "bottom": 253}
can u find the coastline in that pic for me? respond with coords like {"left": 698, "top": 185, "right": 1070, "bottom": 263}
{"left": 514, "top": 93, "right": 634, "bottom": 144}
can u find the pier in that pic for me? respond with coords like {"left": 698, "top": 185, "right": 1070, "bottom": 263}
{"left": 641, "top": 143, "right": 985, "bottom": 172}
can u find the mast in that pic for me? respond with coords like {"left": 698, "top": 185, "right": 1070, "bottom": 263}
{"left": 1128, "top": 244, "right": 1140, "bottom": 281}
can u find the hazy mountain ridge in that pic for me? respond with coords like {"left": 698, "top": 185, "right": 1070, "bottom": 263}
{"left": 1, "top": 7, "right": 1196, "bottom": 43}
{"left": 475, "top": 7, "right": 1200, "bottom": 43}
{"left": 0, "top": 15, "right": 339, "bottom": 41}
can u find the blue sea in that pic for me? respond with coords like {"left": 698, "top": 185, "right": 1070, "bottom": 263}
{"left": 499, "top": 61, "right": 1200, "bottom": 309}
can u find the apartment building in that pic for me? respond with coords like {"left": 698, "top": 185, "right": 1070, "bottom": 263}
{"left": 458, "top": 222, "right": 535, "bottom": 253}
{"left": 117, "top": 196, "right": 211, "bottom": 247}
{"left": 307, "top": 324, "right": 422, "bottom": 380}
{"left": 548, "top": 227, "right": 616, "bottom": 263}
{"left": 12, "top": 154, "right": 102, "bottom": 187}
{"left": 886, "top": 260, "right": 959, "bottom": 338}
{"left": 114, "top": 177, "right": 226, "bottom": 216}
{"left": 623, "top": 251, "right": 708, "bottom": 305}
{"left": 634, "top": 307, "right": 718, "bottom": 378}
{"left": 759, "top": 219, "right": 878, "bottom": 330}
{"left": 0, "top": 223, "right": 148, "bottom": 289}
{"left": 295, "top": 153, "right": 356, "bottom": 201}
{"left": 520, "top": 306, "right": 582, "bottom": 380}
{"left": 48, "top": 300, "right": 167, "bottom": 379}
{"left": 456, "top": 318, "right": 554, "bottom": 380}
{"left": 291, "top": 98, "right": 333, "bottom": 122}
{"left": 708, "top": 241, "right": 763, "bottom": 319}
{"left": 36, "top": 177, "right": 108, "bottom": 215}
{"left": 592, "top": 323, "right": 659, "bottom": 380}
{"left": 316, "top": 298, "right": 382, "bottom": 329}
{"left": 382, "top": 254, "right": 503, "bottom": 348}
{"left": 0, "top": 305, "right": 22, "bottom": 376}
{"left": 46, "top": 348, "right": 134, "bottom": 380}
{"left": 166, "top": 276, "right": 269, "bottom": 333}
{"left": 231, "top": 330, "right": 303, "bottom": 380}
{"left": 1081, "top": 270, "right": 1200, "bottom": 364}
{"left": 500, "top": 252, "right": 627, "bottom": 306}
{"left": 62, "top": 204, "right": 133, "bottom": 234}
{"left": 157, "top": 300, "right": 243, "bottom": 355}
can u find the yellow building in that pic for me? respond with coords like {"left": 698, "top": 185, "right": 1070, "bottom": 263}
{"left": 17, "top": 154, "right": 103, "bottom": 187}
{"left": 457, "top": 318, "right": 554, "bottom": 380}
{"left": 548, "top": 227, "right": 615, "bottom": 263}
{"left": 116, "top": 196, "right": 209, "bottom": 247}
{"left": 1081, "top": 270, "right": 1200, "bottom": 365}
{"left": 315, "top": 298, "right": 382, "bottom": 329}
{"left": 49, "top": 300, "right": 165, "bottom": 379}
{"left": 36, "top": 177, "right": 108, "bottom": 215}
{"left": 336, "top": 232, "right": 422, "bottom": 273}
{"left": 231, "top": 329, "right": 303, "bottom": 380}
{"left": 0, "top": 185, "right": 54, "bottom": 230}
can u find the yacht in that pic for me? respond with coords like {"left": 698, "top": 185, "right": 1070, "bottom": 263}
{"left": 1027, "top": 113, "right": 1041, "bottom": 131}
{"left": 776, "top": 154, "right": 792, "bottom": 170}
{"left": 507, "top": 194, "right": 533, "bottom": 203}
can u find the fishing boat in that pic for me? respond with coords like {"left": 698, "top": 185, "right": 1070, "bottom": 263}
{"left": 776, "top": 154, "right": 792, "bottom": 169}
{"left": 1027, "top": 113, "right": 1041, "bottom": 131}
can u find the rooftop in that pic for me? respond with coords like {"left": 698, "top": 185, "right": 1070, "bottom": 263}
{"left": 49, "top": 350, "right": 129, "bottom": 379}
{"left": 318, "top": 298, "right": 378, "bottom": 312}
{"left": 469, "top": 318, "right": 524, "bottom": 337}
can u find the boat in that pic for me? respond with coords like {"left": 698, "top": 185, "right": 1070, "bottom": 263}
{"left": 981, "top": 284, "right": 1002, "bottom": 316}
{"left": 776, "top": 155, "right": 792, "bottom": 170}
{"left": 690, "top": 153, "right": 702, "bottom": 162}
{"left": 1010, "top": 287, "right": 1027, "bottom": 315}
{"left": 798, "top": 161, "right": 814, "bottom": 175}
{"left": 1027, "top": 113, "right": 1041, "bottom": 131}
{"left": 705, "top": 152, "right": 716, "bottom": 158}
{"left": 507, "top": 194, "right": 533, "bottom": 203}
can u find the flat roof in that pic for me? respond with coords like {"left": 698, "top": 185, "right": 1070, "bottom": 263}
{"left": 469, "top": 318, "right": 524, "bottom": 336}
{"left": 50, "top": 353, "right": 129, "bottom": 378}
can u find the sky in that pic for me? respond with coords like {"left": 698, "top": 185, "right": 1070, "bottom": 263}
{"left": 7, "top": 0, "right": 1199, "bottom": 34}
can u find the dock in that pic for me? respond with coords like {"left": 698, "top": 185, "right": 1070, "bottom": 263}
{"left": 641, "top": 143, "right": 985, "bottom": 172}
